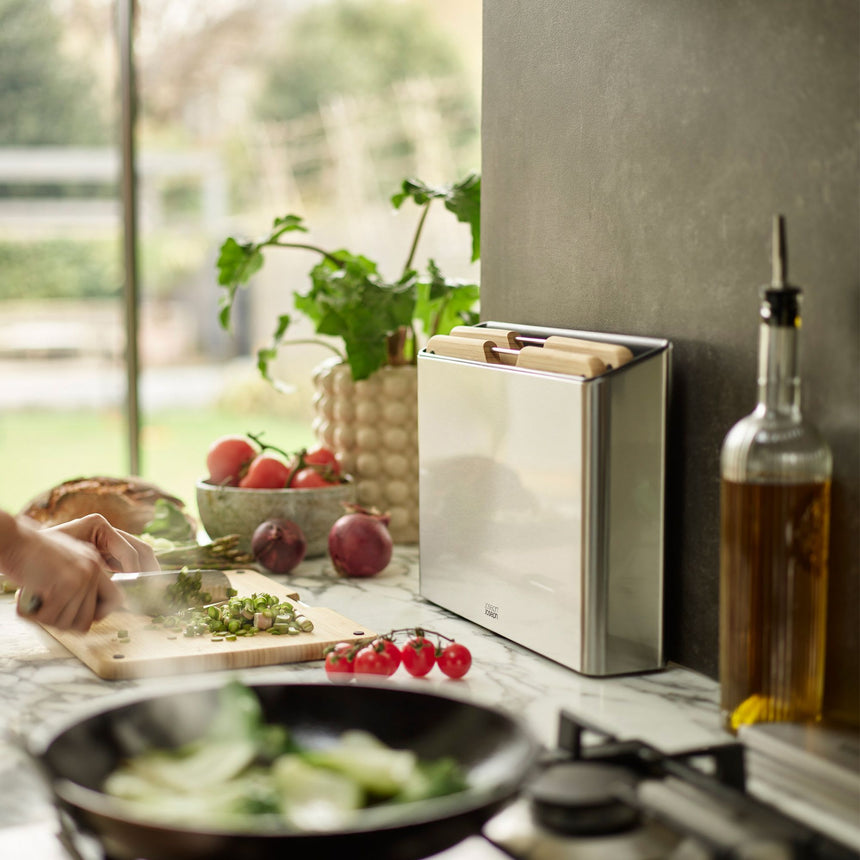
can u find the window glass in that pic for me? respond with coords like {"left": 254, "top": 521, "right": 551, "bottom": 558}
{"left": 0, "top": 0, "right": 124, "bottom": 514}
{"left": 0, "top": 0, "right": 481, "bottom": 524}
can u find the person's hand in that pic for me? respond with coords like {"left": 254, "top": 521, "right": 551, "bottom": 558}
{"left": 51, "top": 513, "right": 159, "bottom": 574}
{"left": 3, "top": 517, "right": 122, "bottom": 631}
{"left": 0, "top": 512, "right": 158, "bottom": 632}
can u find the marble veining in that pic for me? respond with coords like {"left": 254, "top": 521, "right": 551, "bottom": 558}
{"left": 0, "top": 548, "right": 846, "bottom": 858}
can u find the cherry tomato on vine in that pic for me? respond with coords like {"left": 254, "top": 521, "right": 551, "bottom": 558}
{"left": 304, "top": 446, "right": 342, "bottom": 477}
{"left": 371, "top": 637, "right": 401, "bottom": 676}
{"left": 353, "top": 643, "right": 397, "bottom": 676}
{"left": 324, "top": 642, "right": 355, "bottom": 681}
{"left": 289, "top": 466, "right": 338, "bottom": 489}
{"left": 206, "top": 435, "right": 257, "bottom": 485}
{"left": 400, "top": 635, "right": 436, "bottom": 677}
{"left": 239, "top": 454, "right": 291, "bottom": 489}
{"left": 437, "top": 642, "right": 472, "bottom": 679}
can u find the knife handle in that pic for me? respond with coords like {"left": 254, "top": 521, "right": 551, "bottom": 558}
{"left": 17, "top": 587, "right": 41, "bottom": 616}
{"left": 17, "top": 586, "right": 114, "bottom": 617}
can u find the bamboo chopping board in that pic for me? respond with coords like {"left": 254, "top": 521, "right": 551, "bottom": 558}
{"left": 40, "top": 570, "right": 374, "bottom": 680}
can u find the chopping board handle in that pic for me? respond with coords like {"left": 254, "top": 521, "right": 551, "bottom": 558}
{"left": 516, "top": 346, "right": 606, "bottom": 378}
{"left": 426, "top": 334, "right": 501, "bottom": 363}
{"left": 449, "top": 325, "right": 521, "bottom": 348}
{"left": 543, "top": 335, "right": 633, "bottom": 369}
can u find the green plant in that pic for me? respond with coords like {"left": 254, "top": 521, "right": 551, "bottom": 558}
{"left": 216, "top": 174, "right": 481, "bottom": 382}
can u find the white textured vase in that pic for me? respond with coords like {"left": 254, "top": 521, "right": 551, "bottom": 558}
{"left": 311, "top": 358, "right": 419, "bottom": 544}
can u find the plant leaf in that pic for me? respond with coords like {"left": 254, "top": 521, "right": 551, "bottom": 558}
{"left": 294, "top": 253, "right": 416, "bottom": 380}
{"left": 142, "top": 499, "right": 195, "bottom": 543}
{"left": 415, "top": 259, "right": 480, "bottom": 338}
{"left": 391, "top": 174, "right": 481, "bottom": 262}
{"left": 391, "top": 177, "right": 448, "bottom": 208}
{"left": 217, "top": 291, "right": 236, "bottom": 331}
{"left": 216, "top": 238, "right": 266, "bottom": 330}
{"left": 444, "top": 173, "right": 481, "bottom": 262}
{"left": 256, "top": 346, "right": 279, "bottom": 384}
{"left": 270, "top": 214, "right": 308, "bottom": 238}
{"left": 217, "top": 238, "right": 264, "bottom": 288}
{"left": 273, "top": 313, "right": 292, "bottom": 340}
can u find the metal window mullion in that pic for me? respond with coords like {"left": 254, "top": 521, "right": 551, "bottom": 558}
{"left": 117, "top": 0, "right": 141, "bottom": 475}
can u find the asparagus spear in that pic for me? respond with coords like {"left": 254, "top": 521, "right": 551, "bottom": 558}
{"left": 154, "top": 534, "right": 254, "bottom": 569}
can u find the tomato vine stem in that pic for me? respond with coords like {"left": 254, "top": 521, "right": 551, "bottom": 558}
{"left": 324, "top": 627, "right": 459, "bottom": 661}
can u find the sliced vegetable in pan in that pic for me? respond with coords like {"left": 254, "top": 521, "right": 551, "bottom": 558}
{"left": 103, "top": 681, "right": 467, "bottom": 831}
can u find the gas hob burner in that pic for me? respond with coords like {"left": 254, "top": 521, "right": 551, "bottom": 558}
{"left": 526, "top": 761, "right": 640, "bottom": 836}
{"left": 483, "top": 710, "right": 859, "bottom": 860}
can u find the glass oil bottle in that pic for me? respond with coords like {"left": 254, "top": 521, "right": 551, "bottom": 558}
{"left": 719, "top": 215, "right": 832, "bottom": 733}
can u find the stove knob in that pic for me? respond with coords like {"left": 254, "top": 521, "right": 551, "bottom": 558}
{"left": 526, "top": 761, "right": 641, "bottom": 836}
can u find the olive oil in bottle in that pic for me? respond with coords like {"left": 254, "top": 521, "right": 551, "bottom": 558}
{"left": 719, "top": 215, "right": 832, "bottom": 733}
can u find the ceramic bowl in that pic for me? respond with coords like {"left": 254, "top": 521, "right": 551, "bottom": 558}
{"left": 196, "top": 478, "right": 356, "bottom": 558}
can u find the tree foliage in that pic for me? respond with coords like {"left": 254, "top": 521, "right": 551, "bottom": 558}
{"left": 256, "top": 0, "right": 466, "bottom": 122}
{"left": 0, "top": 240, "right": 119, "bottom": 300}
{"left": 0, "top": 0, "right": 108, "bottom": 145}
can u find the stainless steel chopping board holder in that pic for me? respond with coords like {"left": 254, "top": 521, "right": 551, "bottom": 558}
{"left": 417, "top": 321, "right": 671, "bottom": 676}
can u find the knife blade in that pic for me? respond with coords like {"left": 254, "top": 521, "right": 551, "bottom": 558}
{"left": 112, "top": 569, "right": 235, "bottom": 615}
{"left": 19, "top": 569, "right": 234, "bottom": 618}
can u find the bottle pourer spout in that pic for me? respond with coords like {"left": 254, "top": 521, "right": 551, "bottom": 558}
{"left": 762, "top": 214, "right": 801, "bottom": 326}
{"left": 771, "top": 214, "right": 787, "bottom": 289}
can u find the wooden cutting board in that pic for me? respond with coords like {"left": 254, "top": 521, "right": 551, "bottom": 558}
{"left": 40, "top": 570, "right": 374, "bottom": 680}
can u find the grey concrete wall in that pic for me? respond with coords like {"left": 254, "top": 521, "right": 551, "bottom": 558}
{"left": 481, "top": 0, "right": 859, "bottom": 722}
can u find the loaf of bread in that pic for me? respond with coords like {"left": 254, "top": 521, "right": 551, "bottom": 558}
{"left": 20, "top": 476, "right": 195, "bottom": 535}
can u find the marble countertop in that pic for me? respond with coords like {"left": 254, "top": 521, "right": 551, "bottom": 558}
{"left": 1, "top": 548, "right": 856, "bottom": 858}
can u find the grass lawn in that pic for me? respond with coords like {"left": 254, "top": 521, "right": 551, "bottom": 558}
{"left": 0, "top": 408, "right": 314, "bottom": 521}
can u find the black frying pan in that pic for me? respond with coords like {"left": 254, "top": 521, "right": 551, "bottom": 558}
{"left": 29, "top": 680, "right": 540, "bottom": 860}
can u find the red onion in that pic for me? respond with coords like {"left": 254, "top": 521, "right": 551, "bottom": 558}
{"left": 251, "top": 518, "right": 306, "bottom": 574}
{"left": 328, "top": 508, "right": 393, "bottom": 578}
